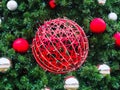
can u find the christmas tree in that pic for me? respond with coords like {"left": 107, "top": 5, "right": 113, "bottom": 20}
{"left": 1, "top": 0, "right": 120, "bottom": 90}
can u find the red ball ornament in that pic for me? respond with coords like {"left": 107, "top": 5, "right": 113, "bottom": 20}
{"left": 90, "top": 18, "right": 106, "bottom": 33}
{"left": 49, "top": 0, "right": 56, "bottom": 9}
{"left": 32, "top": 18, "right": 89, "bottom": 74}
{"left": 13, "top": 38, "right": 29, "bottom": 53}
{"left": 113, "top": 32, "right": 120, "bottom": 47}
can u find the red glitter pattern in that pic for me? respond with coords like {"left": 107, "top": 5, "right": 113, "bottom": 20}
{"left": 32, "top": 18, "right": 89, "bottom": 74}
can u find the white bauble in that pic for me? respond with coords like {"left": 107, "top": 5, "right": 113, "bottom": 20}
{"left": 98, "top": 64, "right": 110, "bottom": 75}
{"left": 7, "top": 0, "right": 18, "bottom": 11}
{"left": 41, "top": 87, "right": 50, "bottom": 90}
{"left": 108, "top": 12, "right": 117, "bottom": 21}
{"left": 64, "top": 76, "right": 79, "bottom": 89}
{"left": 98, "top": 0, "right": 106, "bottom": 5}
{"left": 0, "top": 57, "right": 11, "bottom": 72}
{"left": 0, "top": 18, "right": 1, "bottom": 25}
{"left": 44, "top": 88, "right": 50, "bottom": 90}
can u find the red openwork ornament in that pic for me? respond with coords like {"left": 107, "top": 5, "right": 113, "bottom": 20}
{"left": 32, "top": 18, "right": 89, "bottom": 74}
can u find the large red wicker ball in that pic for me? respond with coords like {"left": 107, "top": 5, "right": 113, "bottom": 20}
{"left": 90, "top": 18, "right": 106, "bottom": 33}
{"left": 32, "top": 18, "right": 89, "bottom": 74}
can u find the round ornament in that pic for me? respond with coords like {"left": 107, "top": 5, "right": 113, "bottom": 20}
{"left": 64, "top": 76, "right": 79, "bottom": 90}
{"left": 12, "top": 38, "right": 29, "bottom": 53}
{"left": 32, "top": 18, "right": 89, "bottom": 74}
{"left": 98, "top": 0, "right": 106, "bottom": 5}
{"left": 98, "top": 64, "right": 110, "bottom": 75}
{"left": 49, "top": 0, "right": 56, "bottom": 9}
{"left": 7, "top": 0, "right": 18, "bottom": 11}
{"left": 108, "top": 12, "right": 117, "bottom": 21}
{"left": 0, "top": 57, "right": 11, "bottom": 72}
{"left": 0, "top": 18, "right": 1, "bottom": 25}
{"left": 90, "top": 18, "right": 106, "bottom": 33}
{"left": 44, "top": 87, "right": 50, "bottom": 90}
{"left": 113, "top": 32, "right": 120, "bottom": 47}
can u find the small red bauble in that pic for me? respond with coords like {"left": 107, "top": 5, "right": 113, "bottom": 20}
{"left": 113, "top": 32, "right": 120, "bottom": 47}
{"left": 32, "top": 18, "right": 89, "bottom": 74}
{"left": 13, "top": 38, "right": 29, "bottom": 53}
{"left": 49, "top": 0, "right": 56, "bottom": 9}
{"left": 90, "top": 18, "right": 106, "bottom": 33}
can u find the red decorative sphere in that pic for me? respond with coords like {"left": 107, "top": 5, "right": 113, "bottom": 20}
{"left": 32, "top": 18, "right": 89, "bottom": 74}
{"left": 13, "top": 38, "right": 29, "bottom": 53}
{"left": 49, "top": 0, "right": 56, "bottom": 9}
{"left": 90, "top": 18, "right": 106, "bottom": 33}
{"left": 113, "top": 32, "right": 120, "bottom": 47}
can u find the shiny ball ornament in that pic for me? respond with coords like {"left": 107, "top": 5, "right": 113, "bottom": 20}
{"left": 90, "top": 18, "right": 106, "bottom": 33}
{"left": 43, "top": 87, "right": 51, "bottom": 90}
{"left": 32, "top": 18, "right": 89, "bottom": 74}
{"left": 13, "top": 38, "right": 29, "bottom": 53}
{"left": 98, "top": 0, "right": 106, "bottom": 5}
{"left": 98, "top": 64, "right": 110, "bottom": 75}
{"left": 108, "top": 12, "right": 117, "bottom": 21}
{"left": 0, "top": 18, "right": 1, "bottom": 25}
{"left": 64, "top": 76, "right": 79, "bottom": 90}
{"left": 7, "top": 0, "right": 18, "bottom": 11}
{"left": 113, "top": 32, "right": 120, "bottom": 47}
{"left": 0, "top": 57, "right": 11, "bottom": 72}
{"left": 49, "top": 0, "right": 56, "bottom": 9}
